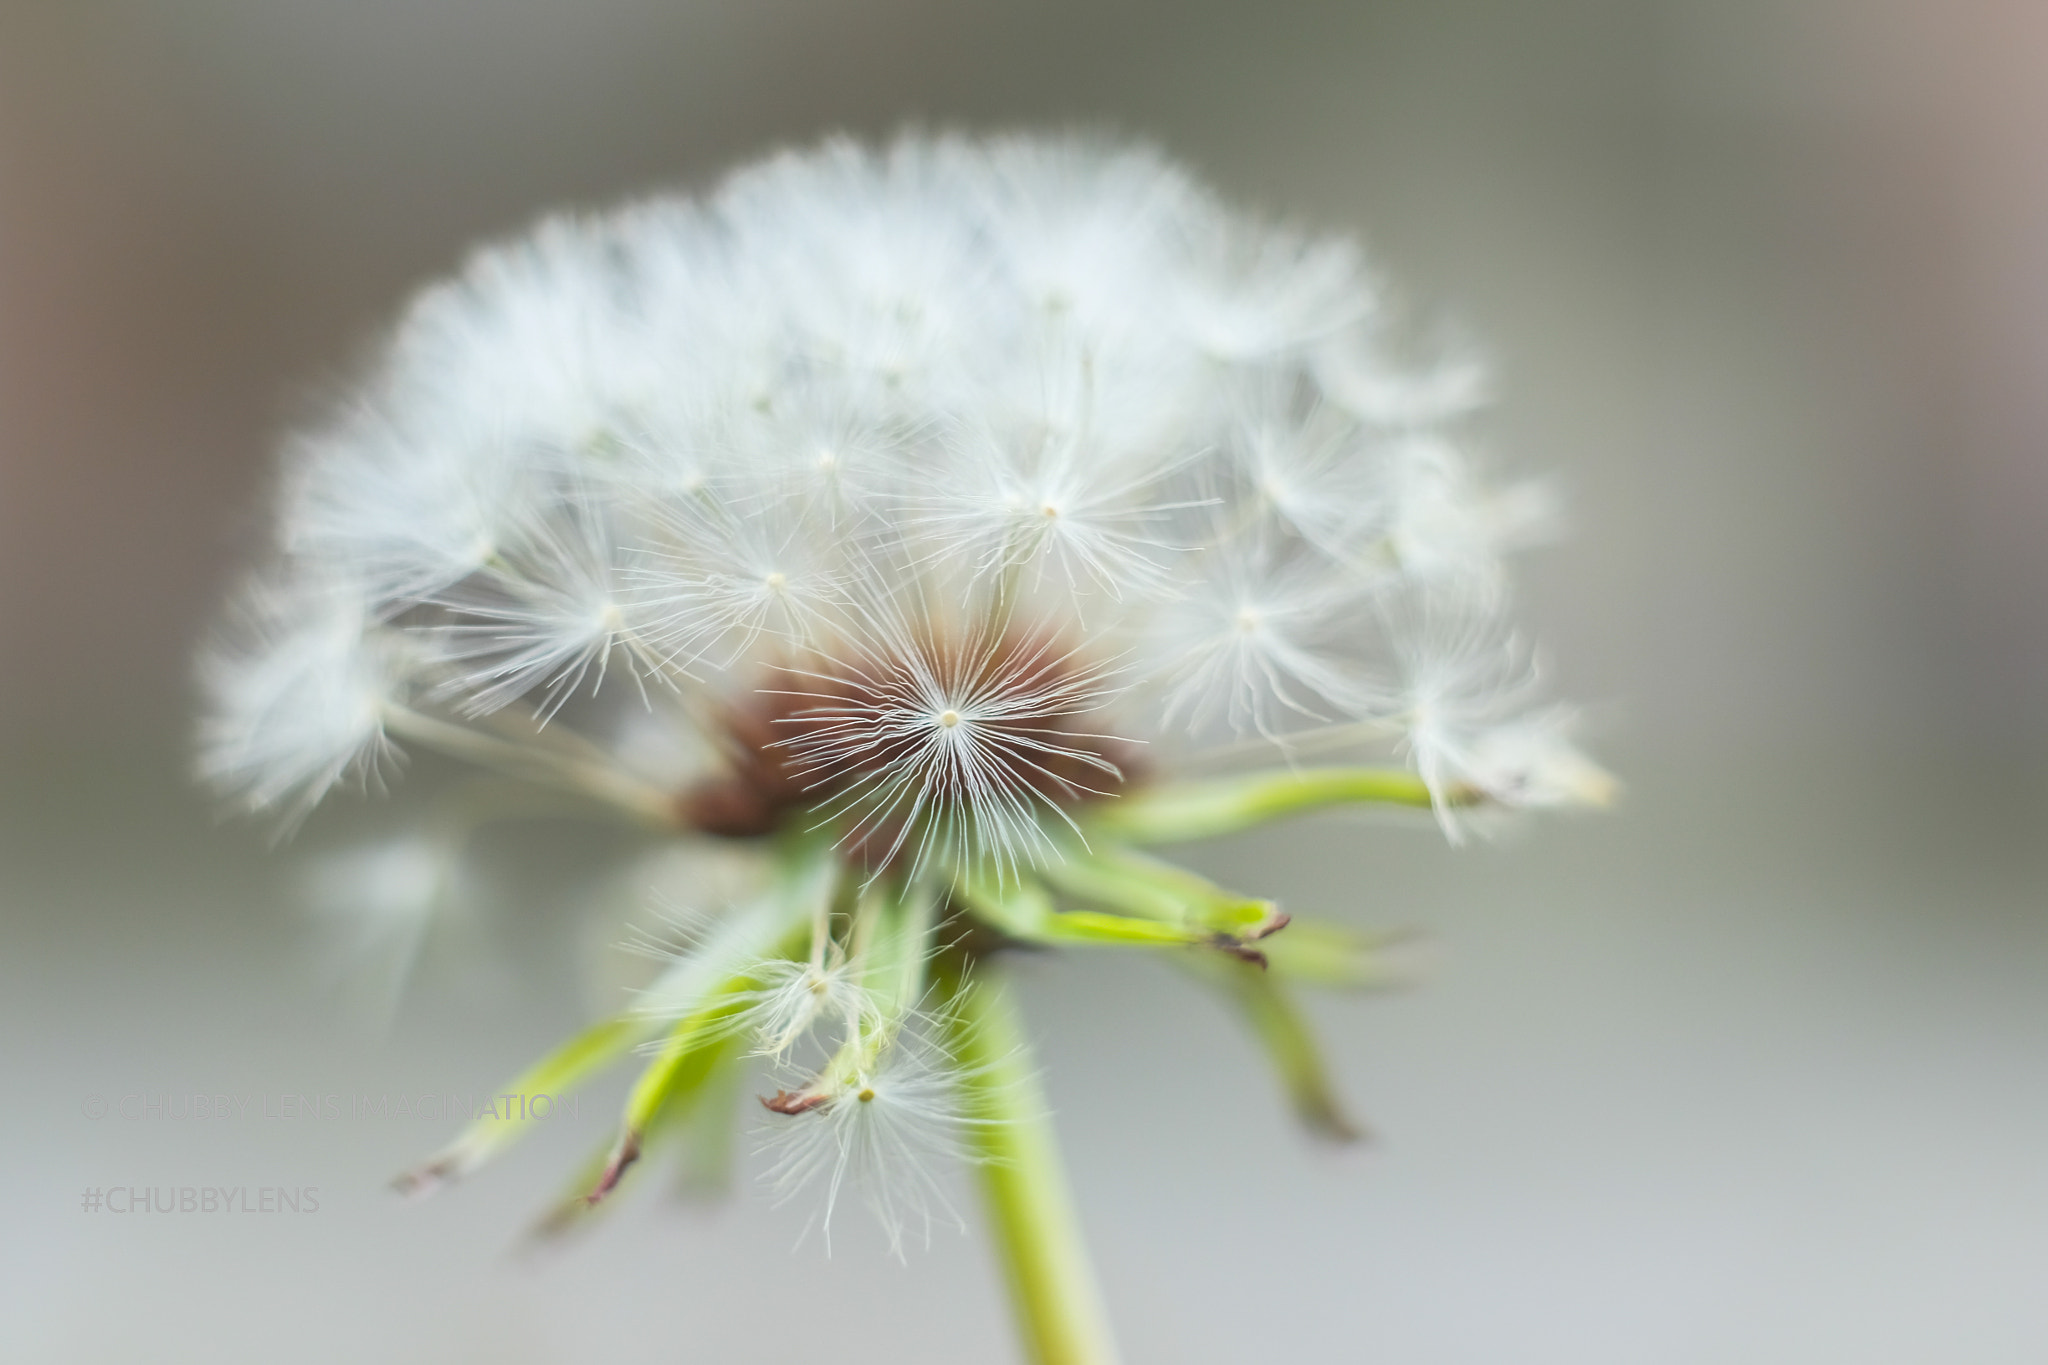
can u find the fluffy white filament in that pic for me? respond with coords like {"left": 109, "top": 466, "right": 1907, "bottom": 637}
{"left": 761, "top": 1022, "right": 979, "bottom": 1258}
{"left": 199, "top": 130, "right": 1600, "bottom": 858}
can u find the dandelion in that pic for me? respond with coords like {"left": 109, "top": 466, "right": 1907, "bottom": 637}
{"left": 199, "top": 131, "right": 1610, "bottom": 1365}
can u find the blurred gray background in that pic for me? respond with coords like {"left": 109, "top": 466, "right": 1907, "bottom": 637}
{"left": 4, "top": 2, "right": 2046, "bottom": 1361}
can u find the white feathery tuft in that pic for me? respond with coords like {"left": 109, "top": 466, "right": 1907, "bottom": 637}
{"left": 760, "top": 1020, "right": 982, "bottom": 1258}
{"left": 739, "top": 954, "right": 875, "bottom": 1061}
{"left": 198, "top": 573, "right": 410, "bottom": 822}
{"left": 771, "top": 598, "right": 1129, "bottom": 878}
{"left": 433, "top": 486, "right": 653, "bottom": 718}
{"left": 199, "top": 130, "right": 1600, "bottom": 861}
{"left": 1383, "top": 597, "right": 1608, "bottom": 840}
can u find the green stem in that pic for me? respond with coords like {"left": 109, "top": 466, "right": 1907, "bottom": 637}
{"left": 945, "top": 967, "right": 1122, "bottom": 1365}
{"left": 1084, "top": 765, "right": 1456, "bottom": 845}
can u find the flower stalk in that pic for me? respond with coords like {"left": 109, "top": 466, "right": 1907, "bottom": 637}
{"left": 944, "top": 965, "right": 1122, "bottom": 1365}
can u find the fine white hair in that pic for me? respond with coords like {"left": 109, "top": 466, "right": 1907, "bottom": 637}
{"left": 200, "top": 130, "right": 1595, "bottom": 858}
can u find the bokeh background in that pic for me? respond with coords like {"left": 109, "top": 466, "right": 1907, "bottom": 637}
{"left": 5, "top": 2, "right": 2046, "bottom": 1360}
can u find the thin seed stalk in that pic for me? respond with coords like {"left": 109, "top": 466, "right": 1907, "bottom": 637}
{"left": 944, "top": 965, "right": 1121, "bottom": 1365}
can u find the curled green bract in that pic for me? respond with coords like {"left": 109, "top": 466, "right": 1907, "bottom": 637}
{"left": 394, "top": 765, "right": 1468, "bottom": 1363}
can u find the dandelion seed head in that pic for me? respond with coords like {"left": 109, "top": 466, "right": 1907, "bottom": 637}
{"left": 198, "top": 131, "right": 1613, "bottom": 1268}
{"left": 200, "top": 129, "right": 1598, "bottom": 852}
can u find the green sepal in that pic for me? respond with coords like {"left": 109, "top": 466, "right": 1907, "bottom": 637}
{"left": 670, "top": 1039, "right": 750, "bottom": 1198}
{"left": 1084, "top": 766, "right": 1451, "bottom": 845}
{"left": 587, "top": 847, "right": 839, "bottom": 1201}
{"left": 552, "top": 1019, "right": 753, "bottom": 1219}
{"left": 1034, "top": 845, "right": 1284, "bottom": 938}
{"left": 399, "top": 835, "right": 833, "bottom": 1198}
{"left": 393, "top": 1011, "right": 653, "bottom": 1196}
{"left": 955, "top": 869, "right": 1216, "bottom": 950}
{"left": 624, "top": 967, "right": 769, "bottom": 1136}
{"left": 1177, "top": 952, "right": 1363, "bottom": 1142}
{"left": 528, "top": 1035, "right": 753, "bottom": 1236}
{"left": 1256, "top": 918, "right": 1421, "bottom": 990}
